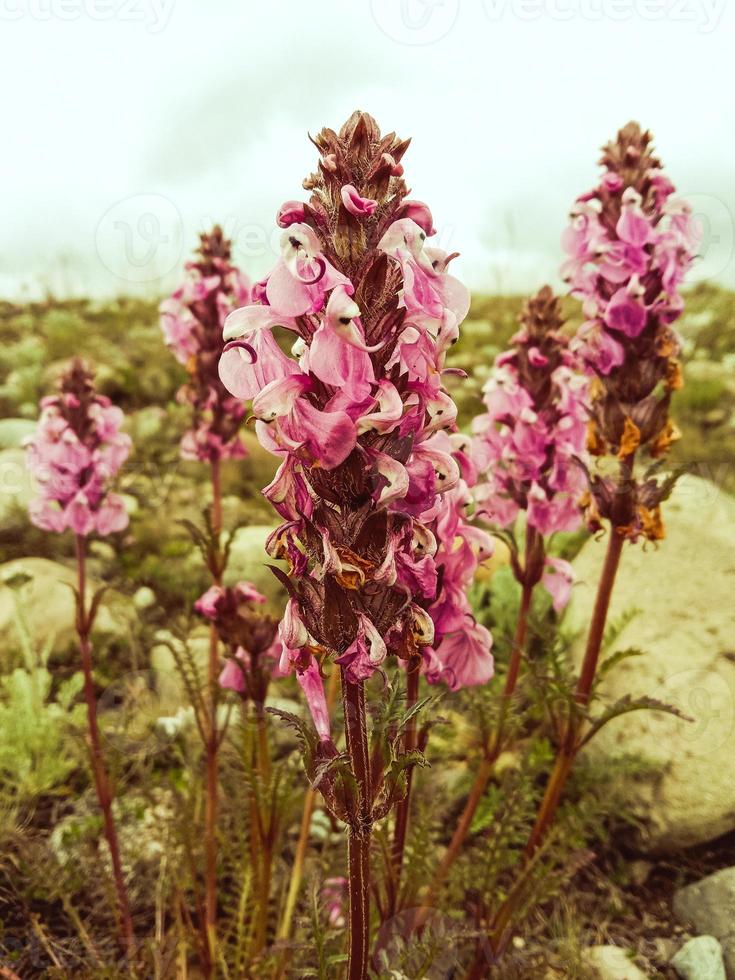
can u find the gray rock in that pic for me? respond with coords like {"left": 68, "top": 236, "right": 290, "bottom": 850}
{"left": 583, "top": 944, "right": 648, "bottom": 979}
{"left": 0, "top": 418, "right": 36, "bottom": 450}
{"left": 673, "top": 869, "right": 735, "bottom": 976}
{"left": 133, "top": 586, "right": 157, "bottom": 611}
{"left": 150, "top": 628, "right": 210, "bottom": 710}
{"left": 225, "top": 524, "right": 287, "bottom": 615}
{"left": 567, "top": 475, "right": 735, "bottom": 850}
{"left": 671, "top": 936, "right": 726, "bottom": 980}
{"left": 0, "top": 557, "right": 131, "bottom": 659}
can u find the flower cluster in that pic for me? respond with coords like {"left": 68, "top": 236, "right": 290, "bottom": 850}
{"left": 26, "top": 360, "right": 131, "bottom": 537}
{"left": 470, "top": 288, "right": 586, "bottom": 609}
{"left": 195, "top": 581, "right": 281, "bottom": 703}
{"left": 420, "top": 434, "right": 495, "bottom": 691}
{"left": 217, "top": 112, "right": 494, "bottom": 739}
{"left": 472, "top": 287, "right": 588, "bottom": 537}
{"left": 160, "top": 226, "right": 252, "bottom": 463}
{"left": 560, "top": 122, "right": 700, "bottom": 540}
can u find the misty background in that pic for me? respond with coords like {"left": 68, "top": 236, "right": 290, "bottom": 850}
{"left": 2, "top": 0, "right": 733, "bottom": 299}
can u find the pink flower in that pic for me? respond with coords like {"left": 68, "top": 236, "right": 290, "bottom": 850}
{"left": 322, "top": 877, "right": 348, "bottom": 928}
{"left": 335, "top": 613, "right": 387, "bottom": 683}
{"left": 219, "top": 647, "right": 249, "bottom": 693}
{"left": 340, "top": 184, "right": 378, "bottom": 217}
{"left": 26, "top": 361, "right": 131, "bottom": 539}
{"left": 252, "top": 375, "right": 357, "bottom": 470}
{"left": 220, "top": 306, "right": 301, "bottom": 401}
{"left": 276, "top": 200, "right": 306, "bottom": 228}
{"left": 160, "top": 226, "right": 253, "bottom": 463}
{"left": 541, "top": 558, "right": 574, "bottom": 613}
{"left": 296, "top": 659, "right": 331, "bottom": 741}
{"left": 397, "top": 199, "right": 436, "bottom": 236}
{"left": 604, "top": 287, "right": 648, "bottom": 338}
{"left": 264, "top": 224, "right": 350, "bottom": 316}
{"left": 424, "top": 620, "right": 494, "bottom": 692}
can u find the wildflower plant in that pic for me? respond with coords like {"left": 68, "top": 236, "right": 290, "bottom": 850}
{"left": 487, "top": 123, "right": 700, "bottom": 955}
{"left": 413, "top": 286, "right": 588, "bottom": 922}
{"left": 25, "top": 360, "right": 135, "bottom": 955}
{"left": 218, "top": 110, "right": 491, "bottom": 978}
{"left": 194, "top": 580, "right": 282, "bottom": 956}
{"left": 160, "top": 226, "right": 253, "bottom": 970}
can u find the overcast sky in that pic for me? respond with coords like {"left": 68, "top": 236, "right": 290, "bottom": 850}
{"left": 2, "top": 0, "right": 733, "bottom": 299}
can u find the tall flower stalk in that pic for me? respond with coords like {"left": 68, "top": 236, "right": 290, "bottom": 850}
{"left": 416, "top": 287, "right": 587, "bottom": 921}
{"left": 160, "top": 226, "right": 252, "bottom": 971}
{"left": 25, "top": 360, "right": 134, "bottom": 954}
{"left": 488, "top": 123, "right": 700, "bottom": 954}
{"left": 194, "top": 581, "right": 281, "bottom": 958}
{"left": 525, "top": 123, "right": 700, "bottom": 854}
{"left": 218, "top": 111, "right": 484, "bottom": 978}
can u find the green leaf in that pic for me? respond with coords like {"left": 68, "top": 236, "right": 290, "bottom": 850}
{"left": 596, "top": 647, "right": 645, "bottom": 681}
{"left": 581, "top": 694, "right": 694, "bottom": 748}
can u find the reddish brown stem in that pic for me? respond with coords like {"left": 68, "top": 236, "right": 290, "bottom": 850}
{"left": 416, "top": 577, "right": 533, "bottom": 927}
{"left": 341, "top": 671, "right": 372, "bottom": 980}
{"left": 74, "top": 535, "right": 135, "bottom": 956}
{"left": 525, "top": 527, "right": 624, "bottom": 856}
{"left": 204, "top": 457, "right": 223, "bottom": 975}
{"left": 388, "top": 656, "right": 420, "bottom": 913}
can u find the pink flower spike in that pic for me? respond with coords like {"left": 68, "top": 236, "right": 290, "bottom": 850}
{"left": 340, "top": 184, "right": 378, "bottom": 218}
{"left": 26, "top": 361, "right": 131, "bottom": 541}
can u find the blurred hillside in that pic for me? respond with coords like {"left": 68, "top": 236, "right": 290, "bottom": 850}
{"left": 1, "top": 283, "right": 733, "bottom": 588}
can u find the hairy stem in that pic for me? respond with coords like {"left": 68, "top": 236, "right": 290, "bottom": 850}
{"left": 388, "top": 656, "right": 420, "bottom": 913}
{"left": 416, "top": 573, "right": 534, "bottom": 927}
{"left": 75, "top": 535, "right": 135, "bottom": 956}
{"left": 204, "top": 457, "right": 223, "bottom": 975}
{"left": 275, "top": 667, "right": 341, "bottom": 971}
{"left": 342, "top": 671, "right": 372, "bottom": 980}
{"left": 253, "top": 707, "right": 273, "bottom": 956}
{"left": 525, "top": 527, "right": 624, "bottom": 856}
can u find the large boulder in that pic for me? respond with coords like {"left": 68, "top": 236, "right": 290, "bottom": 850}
{"left": 0, "top": 557, "right": 131, "bottom": 659}
{"left": 566, "top": 475, "right": 735, "bottom": 851}
{"left": 225, "top": 524, "right": 287, "bottom": 616}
